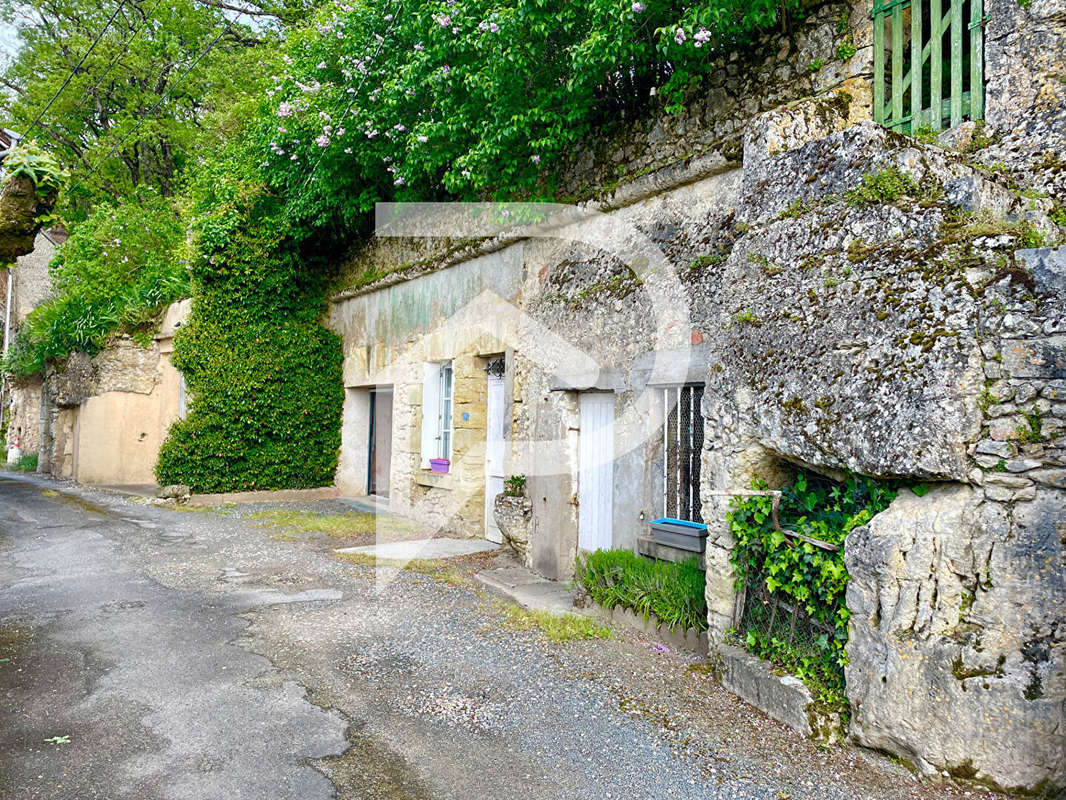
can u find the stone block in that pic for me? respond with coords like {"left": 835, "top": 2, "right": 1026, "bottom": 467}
{"left": 975, "top": 439, "right": 1014, "bottom": 458}
{"left": 1015, "top": 247, "right": 1066, "bottom": 297}
{"left": 1029, "top": 469, "right": 1066, "bottom": 489}
{"left": 715, "top": 645, "right": 841, "bottom": 743}
{"left": 1001, "top": 337, "right": 1066, "bottom": 379}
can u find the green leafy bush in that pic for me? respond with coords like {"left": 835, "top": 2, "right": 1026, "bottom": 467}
{"left": 11, "top": 452, "right": 39, "bottom": 472}
{"left": 1, "top": 140, "right": 66, "bottom": 196}
{"left": 2, "top": 194, "right": 187, "bottom": 376}
{"left": 250, "top": 0, "right": 807, "bottom": 230}
{"left": 727, "top": 472, "right": 901, "bottom": 700}
{"left": 576, "top": 549, "right": 707, "bottom": 631}
{"left": 153, "top": 156, "right": 344, "bottom": 493}
{"left": 844, "top": 167, "right": 921, "bottom": 205}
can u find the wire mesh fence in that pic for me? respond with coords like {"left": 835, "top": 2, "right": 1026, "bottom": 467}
{"left": 732, "top": 570, "right": 837, "bottom": 664}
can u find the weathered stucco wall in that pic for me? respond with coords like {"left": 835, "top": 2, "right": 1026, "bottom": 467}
{"left": 330, "top": 246, "right": 526, "bottom": 536}
{"left": 31, "top": 300, "right": 190, "bottom": 486}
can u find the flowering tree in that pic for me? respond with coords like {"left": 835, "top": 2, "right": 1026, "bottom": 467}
{"left": 242, "top": 0, "right": 804, "bottom": 231}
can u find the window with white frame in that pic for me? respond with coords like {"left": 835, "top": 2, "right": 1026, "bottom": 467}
{"left": 662, "top": 385, "right": 704, "bottom": 523}
{"left": 420, "top": 361, "right": 454, "bottom": 467}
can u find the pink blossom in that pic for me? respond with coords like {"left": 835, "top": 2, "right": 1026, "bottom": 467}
{"left": 693, "top": 28, "right": 711, "bottom": 47}
{"left": 277, "top": 101, "right": 293, "bottom": 117}
{"left": 436, "top": 14, "right": 451, "bottom": 26}
{"left": 316, "top": 134, "right": 330, "bottom": 147}
{"left": 394, "top": 177, "right": 405, "bottom": 186}
{"left": 417, "top": 135, "right": 428, "bottom": 143}
{"left": 674, "top": 27, "right": 687, "bottom": 45}
{"left": 631, "top": 2, "right": 645, "bottom": 12}
{"left": 531, "top": 154, "right": 540, "bottom": 164}
{"left": 316, "top": 61, "right": 327, "bottom": 69}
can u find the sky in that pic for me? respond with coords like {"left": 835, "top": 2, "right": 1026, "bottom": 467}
{"left": 1, "top": 21, "right": 19, "bottom": 68}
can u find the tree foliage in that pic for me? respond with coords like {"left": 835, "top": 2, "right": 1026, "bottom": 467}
{"left": 0, "top": 0, "right": 280, "bottom": 216}
{"left": 247, "top": 0, "right": 806, "bottom": 232}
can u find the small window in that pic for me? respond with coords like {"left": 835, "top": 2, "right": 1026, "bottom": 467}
{"left": 662, "top": 385, "right": 704, "bottom": 523}
{"left": 438, "top": 361, "right": 453, "bottom": 460}
{"left": 873, "top": 0, "right": 986, "bottom": 133}
{"left": 420, "top": 361, "right": 454, "bottom": 467}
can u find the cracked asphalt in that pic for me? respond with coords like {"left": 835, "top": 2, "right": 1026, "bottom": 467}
{"left": 0, "top": 473, "right": 1009, "bottom": 800}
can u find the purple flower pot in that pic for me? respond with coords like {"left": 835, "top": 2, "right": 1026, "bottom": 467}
{"left": 430, "top": 458, "right": 450, "bottom": 474}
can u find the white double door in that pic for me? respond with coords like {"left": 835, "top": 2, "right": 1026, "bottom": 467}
{"left": 578, "top": 392, "right": 614, "bottom": 552}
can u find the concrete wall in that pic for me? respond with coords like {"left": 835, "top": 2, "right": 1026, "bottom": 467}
{"left": 18, "top": 300, "right": 191, "bottom": 487}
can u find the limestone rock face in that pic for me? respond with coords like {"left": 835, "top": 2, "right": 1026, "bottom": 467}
{"left": 493, "top": 493, "right": 532, "bottom": 562}
{"left": 845, "top": 486, "right": 1066, "bottom": 791}
{"left": 0, "top": 176, "right": 54, "bottom": 264}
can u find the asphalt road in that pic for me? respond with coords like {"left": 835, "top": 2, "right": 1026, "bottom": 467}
{"left": 0, "top": 474, "right": 995, "bottom": 800}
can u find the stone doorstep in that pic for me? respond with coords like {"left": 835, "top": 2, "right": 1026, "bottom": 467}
{"left": 714, "top": 644, "right": 842, "bottom": 744}
{"left": 186, "top": 486, "right": 340, "bottom": 506}
{"left": 474, "top": 566, "right": 575, "bottom": 615}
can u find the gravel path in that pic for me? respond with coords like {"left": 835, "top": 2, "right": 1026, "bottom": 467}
{"left": 0, "top": 473, "right": 1014, "bottom": 799}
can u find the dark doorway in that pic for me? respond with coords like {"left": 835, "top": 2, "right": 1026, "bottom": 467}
{"left": 368, "top": 388, "right": 393, "bottom": 498}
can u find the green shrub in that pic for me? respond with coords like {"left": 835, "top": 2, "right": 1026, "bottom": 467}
{"left": 12, "top": 452, "right": 38, "bottom": 472}
{"left": 575, "top": 549, "right": 707, "bottom": 631}
{"left": 2, "top": 194, "right": 187, "bottom": 376}
{"left": 844, "top": 167, "right": 921, "bottom": 205}
{"left": 728, "top": 472, "right": 901, "bottom": 701}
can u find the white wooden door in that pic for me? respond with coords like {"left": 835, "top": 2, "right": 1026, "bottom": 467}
{"left": 578, "top": 392, "right": 614, "bottom": 552}
{"left": 484, "top": 374, "right": 506, "bottom": 543}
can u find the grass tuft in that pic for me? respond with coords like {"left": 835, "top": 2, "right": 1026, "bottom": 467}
{"left": 248, "top": 510, "right": 417, "bottom": 539}
{"left": 500, "top": 605, "right": 612, "bottom": 643}
{"left": 576, "top": 549, "right": 707, "bottom": 631}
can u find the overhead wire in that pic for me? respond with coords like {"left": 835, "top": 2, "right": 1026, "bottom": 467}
{"left": 64, "top": 2, "right": 254, "bottom": 196}
{"left": 20, "top": 0, "right": 129, "bottom": 140}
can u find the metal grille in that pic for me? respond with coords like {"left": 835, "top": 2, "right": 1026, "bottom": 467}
{"left": 662, "top": 385, "right": 704, "bottom": 523}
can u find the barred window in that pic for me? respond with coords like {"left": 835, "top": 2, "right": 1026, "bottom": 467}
{"left": 662, "top": 385, "right": 704, "bottom": 524}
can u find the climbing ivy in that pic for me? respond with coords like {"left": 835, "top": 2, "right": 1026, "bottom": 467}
{"left": 153, "top": 153, "right": 344, "bottom": 493}
{"left": 727, "top": 472, "right": 901, "bottom": 700}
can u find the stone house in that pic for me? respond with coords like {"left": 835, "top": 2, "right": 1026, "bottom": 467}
{"left": 6, "top": 297, "right": 190, "bottom": 487}
{"left": 2, "top": 229, "right": 59, "bottom": 455}
{"left": 326, "top": 0, "right": 1065, "bottom": 792}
